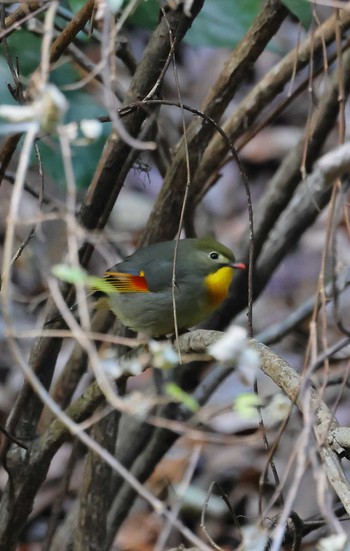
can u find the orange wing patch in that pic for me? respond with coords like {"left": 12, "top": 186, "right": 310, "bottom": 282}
{"left": 103, "top": 271, "right": 149, "bottom": 293}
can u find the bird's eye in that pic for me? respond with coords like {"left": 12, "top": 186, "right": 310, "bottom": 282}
{"left": 209, "top": 251, "right": 219, "bottom": 260}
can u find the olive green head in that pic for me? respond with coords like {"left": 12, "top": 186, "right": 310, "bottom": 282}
{"left": 175, "top": 237, "right": 236, "bottom": 277}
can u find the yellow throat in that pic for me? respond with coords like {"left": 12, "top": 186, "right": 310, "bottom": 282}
{"left": 204, "top": 266, "right": 234, "bottom": 306}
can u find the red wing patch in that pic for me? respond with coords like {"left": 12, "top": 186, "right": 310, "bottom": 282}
{"left": 103, "top": 271, "right": 149, "bottom": 293}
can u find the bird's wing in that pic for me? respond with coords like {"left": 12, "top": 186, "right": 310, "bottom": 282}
{"left": 106, "top": 242, "right": 177, "bottom": 293}
{"left": 101, "top": 270, "right": 150, "bottom": 293}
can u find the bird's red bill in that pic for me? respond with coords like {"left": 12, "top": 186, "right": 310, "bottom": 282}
{"left": 103, "top": 271, "right": 149, "bottom": 293}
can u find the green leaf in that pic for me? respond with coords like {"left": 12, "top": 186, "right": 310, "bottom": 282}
{"left": 61, "top": 91, "right": 110, "bottom": 189}
{"left": 68, "top": 0, "right": 125, "bottom": 13}
{"left": 36, "top": 132, "right": 108, "bottom": 189}
{"left": 1, "top": 29, "right": 109, "bottom": 188}
{"left": 281, "top": 0, "right": 312, "bottom": 28}
{"left": 52, "top": 264, "right": 88, "bottom": 284}
{"left": 165, "top": 383, "right": 199, "bottom": 412}
{"left": 67, "top": 0, "right": 90, "bottom": 12}
{"left": 5, "top": 30, "right": 42, "bottom": 77}
{"left": 52, "top": 265, "right": 116, "bottom": 293}
{"left": 129, "top": 0, "right": 261, "bottom": 48}
{"left": 36, "top": 90, "right": 110, "bottom": 188}
{"left": 0, "top": 30, "right": 41, "bottom": 105}
{"left": 234, "top": 392, "right": 263, "bottom": 419}
{"left": 186, "top": 0, "right": 261, "bottom": 48}
{"left": 127, "top": 0, "right": 159, "bottom": 29}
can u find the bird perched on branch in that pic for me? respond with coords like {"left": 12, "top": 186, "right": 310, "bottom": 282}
{"left": 92, "top": 237, "right": 245, "bottom": 337}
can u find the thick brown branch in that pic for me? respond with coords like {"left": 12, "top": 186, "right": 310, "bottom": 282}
{"left": 3, "top": 1, "right": 41, "bottom": 30}
{"left": 77, "top": 0, "right": 205, "bottom": 260}
{"left": 49, "top": 0, "right": 95, "bottom": 64}
{"left": 74, "top": 410, "right": 121, "bottom": 551}
{"left": 140, "top": 0, "right": 288, "bottom": 245}
{"left": 208, "top": 47, "right": 350, "bottom": 330}
{"left": 193, "top": 8, "right": 350, "bottom": 199}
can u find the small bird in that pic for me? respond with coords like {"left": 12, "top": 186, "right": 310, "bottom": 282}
{"left": 93, "top": 237, "right": 245, "bottom": 336}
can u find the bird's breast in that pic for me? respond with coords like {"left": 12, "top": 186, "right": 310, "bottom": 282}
{"left": 204, "top": 266, "right": 234, "bottom": 306}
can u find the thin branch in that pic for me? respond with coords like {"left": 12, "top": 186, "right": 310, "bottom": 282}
{"left": 194, "top": 7, "right": 350, "bottom": 200}
{"left": 256, "top": 268, "right": 350, "bottom": 345}
{"left": 141, "top": 0, "right": 288, "bottom": 246}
